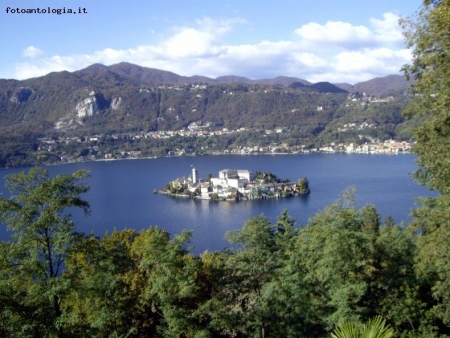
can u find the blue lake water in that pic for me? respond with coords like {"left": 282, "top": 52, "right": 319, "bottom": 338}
{"left": 0, "top": 154, "right": 436, "bottom": 254}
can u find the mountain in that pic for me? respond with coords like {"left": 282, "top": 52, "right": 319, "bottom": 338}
{"left": 334, "top": 75, "right": 412, "bottom": 96}
{"left": 74, "top": 63, "right": 409, "bottom": 95}
{"left": 256, "top": 76, "right": 310, "bottom": 86}
{"left": 287, "top": 81, "right": 346, "bottom": 93}
{"left": 309, "top": 82, "right": 348, "bottom": 94}
{"left": 64, "top": 62, "right": 315, "bottom": 87}
{"left": 288, "top": 82, "right": 308, "bottom": 89}
{"left": 214, "top": 75, "right": 254, "bottom": 84}
{"left": 0, "top": 63, "right": 347, "bottom": 135}
{"left": 107, "top": 62, "right": 191, "bottom": 85}
{"left": 0, "top": 62, "right": 417, "bottom": 168}
{"left": 1, "top": 62, "right": 411, "bottom": 95}
{"left": 333, "top": 82, "right": 353, "bottom": 92}
{"left": 0, "top": 63, "right": 413, "bottom": 137}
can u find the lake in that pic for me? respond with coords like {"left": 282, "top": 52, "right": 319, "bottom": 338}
{"left": 0, "top": 154, "right": 436, "bottom": 254}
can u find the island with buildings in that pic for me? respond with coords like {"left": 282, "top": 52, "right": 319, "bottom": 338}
{"left": 158, "top": 167, "right": 310, "bottom": 201}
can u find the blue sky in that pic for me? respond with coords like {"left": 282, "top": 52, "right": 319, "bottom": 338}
{"left": 0, "top": 0, "right": 423, "bottom": 83}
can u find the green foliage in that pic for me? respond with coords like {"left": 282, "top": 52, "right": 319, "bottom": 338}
{"left": 0, "top": 128, "right": 41, "bottom": 168}
{"left": 401, "top": 0, "right": 450, "bottom": 194}
{"left": 319, "top": 96, "right": 413, "bottom": 144}
{"left": 282, "top": 192, "right": 423, "bottom": 335}
{"left": 0, "top": 167, "right": 90, "bottom": 337}
{"left": 401, "top": 1, "right": 450, "bottom": 334}
{"left": 132, "top": 228, "right": 208, "bottom": 337}
{"left": 62, "top": 230, "right": 139, "bottom": 336}
{"left": 297, "top": 177, "right": 310, "bottom": 194}
{"left": 206, "top": 215, "right": 290, "bottom": 337}
{"left": 254, "top": 171, "right": 290, "bottom": 184}
{"left": 292, "top": 202, "right": 374, "bottom": 329}
{"left": 166, "top": 182, "right": 189, "bottom": 195}
{"left": 206, "top": 173, "right": 212, "bottom": 182}
{"left": 331, "top": 316, "right": 395, "bottom": 338}
{"left": 409, "top": 195, "right": 450, "bottom": 329}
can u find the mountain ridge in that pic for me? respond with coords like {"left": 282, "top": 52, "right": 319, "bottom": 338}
{"left": 0, "top": 62, "right": 417, "bottom": 168}
{"left": 1, "top": 62, "right": 410, "bottom": 96}
{"left": 0, "top": 62, "right": 412, "bottom": 137}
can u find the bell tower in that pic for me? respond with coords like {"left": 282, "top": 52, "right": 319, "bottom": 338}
{"left": 192, "top": 167, "right": 198, "bottom": 184}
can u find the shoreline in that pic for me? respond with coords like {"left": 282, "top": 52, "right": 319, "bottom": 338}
{"left": 0, "top": 150, "right": 413, "bottom": 171}
{"left": 157, "top": 189, "right": 310, "bottom": 202}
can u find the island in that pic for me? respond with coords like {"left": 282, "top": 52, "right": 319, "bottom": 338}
{"left": 157, "top": 167, "right": 310, "bottom": 201}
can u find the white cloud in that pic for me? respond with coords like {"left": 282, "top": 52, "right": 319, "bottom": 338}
{"left": 294, "top": 21, "right": 374, "bottom": 49}
{"left": 294, "top": 12, "right": 404, "bottom": 51}
{"left": 12, "top": 13, "right": 411, "bottom": 84}
{"left": 22, "top": 46, "right": 43, "bottom": 58}
{"left": 335, "top": 48, "right": 410, "bottom": 74}
{"left": 195, "top": 17, "right": 248, "bottom": 35}
{"left": 370, "top": 12, "right": 404, "bottom": 45}
{"left": 163, "top": 28, "right": 218, "bottom": 58}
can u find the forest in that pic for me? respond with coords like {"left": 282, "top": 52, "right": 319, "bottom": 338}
{"left": 0, "top": 0, "right": 450, "bottom": 337}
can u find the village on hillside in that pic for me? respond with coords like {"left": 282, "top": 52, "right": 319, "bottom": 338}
{"left": 159, "top": 167, "right": 310, "bottom": 201}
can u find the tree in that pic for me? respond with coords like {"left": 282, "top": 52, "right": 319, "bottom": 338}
{"left": 221, "top": 215, "right": 278, "bottom": 337}
{"left": 369, "top": 221, "right": 423, "bottom": 333}
{"left": 401, "top": 0, "right": 450, "bottom": 193}
{"left": 203, "top": 211, "right": 306, "bottom": 337}
{"left": 130, "top": 228, "right": 206, "bottom": 337}
{"left": 201, "top": 215, "right": 291, "bottom": 337}
{"left": 409, "top": 196, "right": 450, "bottom": 330}
{"left": 291, "top": 202, "right": 374, "bottom": 331}
{"left": 297, "top": 177, "right": 310, "bottom": 194}
{"left": 62, "top": 229, "right": 146, "bottom": 337}
{"left": 275, "top": 208, "right": 296, "bottom": 238}
{"left": 402, "top": 1, "right": 450, "bottom": 332}
{"left": 0, "top": 167, "right": 90, "bottom": 337}
{"left": 206, "top": 173, "right": 212, "bottom": 182}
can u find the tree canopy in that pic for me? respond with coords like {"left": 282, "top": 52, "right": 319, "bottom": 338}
{"left": 401, "top": 0, "right": 450, "bottom": 332}
{"left": 0, "top": 167, "right": 90, "bottom": 337}
{"left": 401, "top": 0, "right": 450, "bottom": 193}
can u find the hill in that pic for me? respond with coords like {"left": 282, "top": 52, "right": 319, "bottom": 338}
{"left": 309, "top": 82, "right": 348, "bottom": 94}
{"left": 0, "top": 62, "right": 345, "bottom": 135}
{"left": 0, "top": 62, "right": 417, "bottom": 167}
{"left": 334, "top": 75, "right": 412, "bottom": 96}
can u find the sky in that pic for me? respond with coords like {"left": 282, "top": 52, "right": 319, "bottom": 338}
{"left": 0, "top": 0, "right": 423, "bottom": 84}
